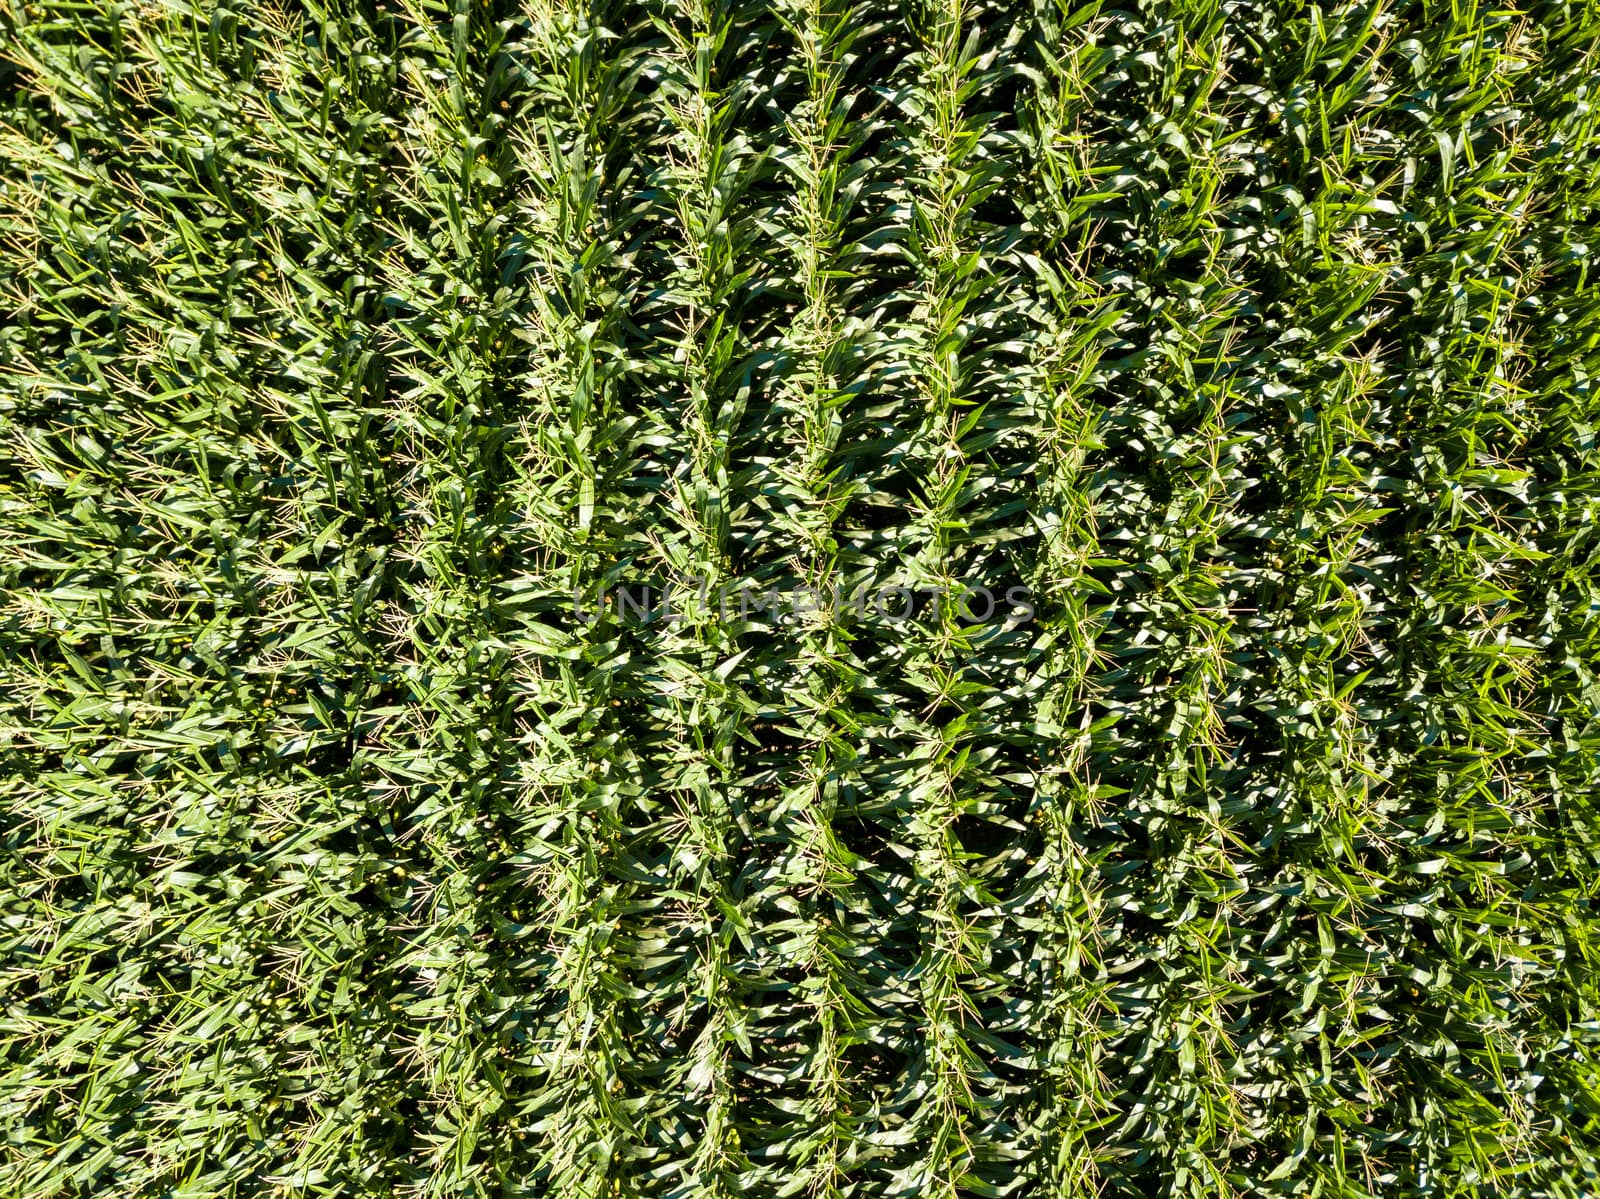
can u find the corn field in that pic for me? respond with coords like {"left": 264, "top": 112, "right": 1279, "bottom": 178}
{"left": 3, "top": 0, "right": 1600, "bottom": 1195}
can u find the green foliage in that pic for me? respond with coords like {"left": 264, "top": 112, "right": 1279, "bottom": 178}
{"left": 3, "top": 0, "right": 1600, "bottom": 1195}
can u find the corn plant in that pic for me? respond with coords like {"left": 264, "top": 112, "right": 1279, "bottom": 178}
{"left": 3, "top": 0, "right": 1600, "bottom": 1196}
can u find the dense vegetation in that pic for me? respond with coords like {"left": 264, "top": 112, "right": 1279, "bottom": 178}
{"left": 3, "top": 0, "right": 1600, "bottom": 1195}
